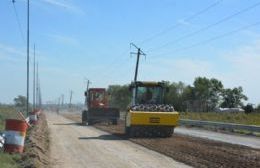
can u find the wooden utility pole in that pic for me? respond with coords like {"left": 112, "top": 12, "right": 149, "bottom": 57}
{"left": 69, "top": 90, "right": 73, "bottom": 108}
{"left": 61, "top": 94, "right": 64, "bottom": 106}
{"left": 130, "top": 43, "right": 146, "bottom": 82}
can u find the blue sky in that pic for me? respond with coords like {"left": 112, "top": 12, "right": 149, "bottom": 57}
{"left": 0, "top": 0, "right": 260, "bottom": 105}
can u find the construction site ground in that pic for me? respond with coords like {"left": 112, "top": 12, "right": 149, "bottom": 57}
{"left": 47, "top": 112, "right": 190, "bottom": 168}
{"left": 62, "top": 112, "right": 260, "bottom": 168}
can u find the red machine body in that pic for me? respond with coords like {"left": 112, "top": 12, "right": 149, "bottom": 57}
{"left": 82, "top": 88, "right": 119, "bottom": 125}
{"left": 87, "top": 88, "right": 109, "bottom": 108}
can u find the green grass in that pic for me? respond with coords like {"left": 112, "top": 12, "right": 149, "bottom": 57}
{"left": 180, "top": 112, "right": 260, "bottom": 125}
{"left": 0, "top": 153, "right": 21, "bottom": 168}
{"left": 0, "top": 106, "right": 21, "bottom": 131}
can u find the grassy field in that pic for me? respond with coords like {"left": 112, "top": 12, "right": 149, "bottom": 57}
{"left": 0, "top": 106, "right": 23, "bottom": 168}
{"left": 0, "top": 106, "right": 21, "bottom": 130}
{"left": 180, "top": 112, "right": 260, "bottom": 125}
{"left": 0, "top": 153, "right": 20, "bottom": 168}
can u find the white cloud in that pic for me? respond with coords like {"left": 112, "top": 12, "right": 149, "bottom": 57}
{"left": 0, "top": 43, "right": 25, "bottom": 56}
{"left": 48, "top": 34, "right": 79, "bottom": 46}
{"left": 139, "top": 39, "right": 260, "bottom": 103}
{"left": 140, "top": 57, "right": 213, "bottom": 83}
{"left": 177, "top": 19, "right": 192, "bottom": 27}
{"left": 218, "top": 40, "right": 260, "bottom": 103}
{"left": 40, "top": 0, "right": 85, "bottom": 15}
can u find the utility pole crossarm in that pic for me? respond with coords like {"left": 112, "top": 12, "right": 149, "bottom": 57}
{"left": 130, "top": 43, "right": 146, "bottom": 82}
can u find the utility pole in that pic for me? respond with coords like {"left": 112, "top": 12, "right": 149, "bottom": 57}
{"left": 61, "top": 94, "right": 64, "bottom": 107}
{"left": 36, "top": 62, "right": 39, "bottom": 109}
{"left": 33, "top": 44, "right": 36, "bottom": 111}
{"left": 38, "top": 80, "right": 42, "bottom": 108}
{"left": 26, "top": 0, "right": 30, "bottom": 116}
{"left": 86, "top": 79, "right": 91, "bottom": 91}
{"left": 69, "top": 90, "right": 73, "bottom": 108}
{"left": 130, "top": 43, "right": 146, "bottom": 82}
{"left": 57, "top": 97, "right": 60, "bottom": 113}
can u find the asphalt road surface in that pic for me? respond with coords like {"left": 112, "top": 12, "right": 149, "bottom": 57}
{"left": 46, "top": 112, "right": 191, "bottom": 168}
{"left": 175, "top": 127, "right": 260, "bottom": 149}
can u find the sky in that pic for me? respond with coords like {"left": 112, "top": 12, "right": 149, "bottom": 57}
{"left": 0, "top": 0, "right": 260, "bottom": 105}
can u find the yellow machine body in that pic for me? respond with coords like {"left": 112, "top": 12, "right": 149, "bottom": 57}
{"left": 126, "top": 110, "right": 179, "bottom": 127}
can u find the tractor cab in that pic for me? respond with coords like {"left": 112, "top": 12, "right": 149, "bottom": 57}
{"left": 85, "top": 88, "right": 108, "bottom": 109}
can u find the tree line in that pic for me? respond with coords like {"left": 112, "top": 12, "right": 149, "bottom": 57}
{"left": 107, "top": 76, "right": 259, "bottom": 112}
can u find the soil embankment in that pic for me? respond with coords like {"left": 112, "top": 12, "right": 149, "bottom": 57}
{"left": 20, "top": 113, "right": 50, "bottom": 168}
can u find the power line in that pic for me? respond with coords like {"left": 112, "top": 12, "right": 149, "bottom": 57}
{"left": 150, "top": 20, "right": 260, "bottom": 57}
{"left": 147, "top": 1, "right": 260, "bottom": 52}
{"left": 138, "top": 0, "right": 223, "bottom": 45}
{"left": 12, "top": 0, "right": 25, "bottom": 43}
{"left": 97, "top": 1, "right": 223, "bottom": 83}
{"left": 94, "top": 48, "right": 130, "bottom": 84}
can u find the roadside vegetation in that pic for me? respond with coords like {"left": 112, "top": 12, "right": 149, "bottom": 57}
{"left": 108, "top": 76, "right": 254, "bottom": 112}
{"left": 0, "top": 95, "right": 32, "bottom": 168}
{"left": 0, "top": 105, "right": 21, "bottom": 168}
{"left": 0, "top": 105, "right": 20, "bottom": 130}
{"left": 107, "top": 76, "right": 260, "bottom": 127}
{"left": 180, "top": 112, "right": 260, "bottom": 125}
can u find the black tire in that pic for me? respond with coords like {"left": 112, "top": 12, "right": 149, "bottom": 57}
{"left": 125, "top": 126, "right": 134, "bottom": 137}
{"left": 125, "top": 126, "right": 130, "bottom": 135}
{"left": 87, "top": 120, "right": 93, "bottom": 125}
{"left": 82, "top": 110, "right": 87, "bottom": 125}
{"left": 112, "top": 119, "right": 118, "bottom": 125}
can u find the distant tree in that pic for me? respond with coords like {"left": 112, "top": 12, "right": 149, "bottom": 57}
{"left": 255, "top": 104, "right": 260, "bottom": 113}
{"left": 243, "top": 103, "right": 254, "bottom": 114}
{"left": 190, "top": 77, "right": 223, "bottom": 111}
{"left": 107, "top": 85, "right": 131, "bottom": 111}
{"left": 13, "top": 95, "right": 30, "bottom": 112}
{"left": 165, "top": 81, "right": 187, "bottom": 111}
{"left": 221, "top": 87, "right": 247, "bottom": 108}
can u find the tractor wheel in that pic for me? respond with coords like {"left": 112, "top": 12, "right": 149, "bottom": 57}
{"left": 87, "top": 120, "right": 93, "bottom": 125}
{"left": 112, "top": 119, "right": 118, "bottom": 125}
{"left": 82, "top": 111, "right": 87, "bottom": 125}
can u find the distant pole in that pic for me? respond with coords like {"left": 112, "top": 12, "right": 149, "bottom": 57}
{"left": 26, "top": 0, "right": 30, "bottom": 116}
{"left": 61, "top": 94, "right": 64, "bottom": 106}
{"left": 130, "top": 43, "right": 146, "bottom": 82}
{"left": 69, "top": 90, "right": 73, "bottom": 108}
{"left": 87, "top": 80, "right": 90, "bottom": 91}
{"left": 58, "top": 97, "right": 60, "bottom": 111}
{"left": 36, "top": 62, "right": 39, "bottom": 108}
{"left": 33, "top": 44, "right": 35, "bottom": 111}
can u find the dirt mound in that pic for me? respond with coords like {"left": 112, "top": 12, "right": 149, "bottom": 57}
{"left": 20, "top": 113, "right": 50, "bottom": 168}
{"left": 63, "top": 114, "right": 260, "bottom": 168}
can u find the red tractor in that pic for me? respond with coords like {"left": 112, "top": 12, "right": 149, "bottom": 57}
{"left": 82, "top": 88, "right": 119, "bottom": 125}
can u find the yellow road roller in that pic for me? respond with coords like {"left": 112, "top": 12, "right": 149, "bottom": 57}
{"left": 125, "top": 81, "right": 179, "bottom": 137}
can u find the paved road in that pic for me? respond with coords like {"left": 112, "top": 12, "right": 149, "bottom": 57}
{"left": 46, "top": 112, "right": 191, "bottom": 168}
{"left": 176, "top": 127, "right": 260, "bottom": 149}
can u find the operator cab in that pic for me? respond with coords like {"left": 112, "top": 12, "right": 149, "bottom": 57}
{"left": 85, "top": 88, "right": 108, "bottom": 108}
{"left": 129, "top": 81, "right": 167, "bottom": 105}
